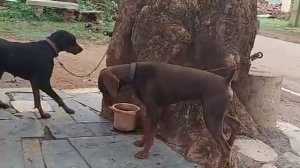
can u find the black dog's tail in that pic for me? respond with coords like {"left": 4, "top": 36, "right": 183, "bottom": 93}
{"left": 224, "top": 68, "right": 236, "bottom": 84}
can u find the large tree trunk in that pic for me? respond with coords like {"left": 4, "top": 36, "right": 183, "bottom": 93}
{"left": 103, "top": 0, "right": 259, "bottom": 167}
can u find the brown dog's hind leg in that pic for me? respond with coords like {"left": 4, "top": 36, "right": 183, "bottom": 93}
{"left": 203, "top": 98, "right": 231, "bottom": 158}
{"left": 224, "top": 115, "right": 242, "bottom": 146}
{"left": 30, "top": 81, "right": 51, "bottom": 118}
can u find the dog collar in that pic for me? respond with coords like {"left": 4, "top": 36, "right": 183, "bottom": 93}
{"left": 45, "top": 38, "right": 59, "bottom": 55}
{"left": 129, "top": 62, "right": 136, "bottom": 82}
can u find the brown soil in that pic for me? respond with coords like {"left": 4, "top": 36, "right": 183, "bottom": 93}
{"left": 0, "top": 39, "right": 108, "bottom": 89}
{"left": 258, "top": 29, "right": 300, "bottom": 44}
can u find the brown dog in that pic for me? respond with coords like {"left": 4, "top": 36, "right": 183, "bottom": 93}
{"left": 98, "top": 62, "right": 240, "bottom": 160}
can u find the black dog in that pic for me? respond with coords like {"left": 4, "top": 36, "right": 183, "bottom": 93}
{"left": 0, "top": 30, "right": 83, "bottom": 118}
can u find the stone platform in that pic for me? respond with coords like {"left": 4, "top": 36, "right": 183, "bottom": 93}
{"left": 0, "top": 87, "right": 199, "bottom": 168}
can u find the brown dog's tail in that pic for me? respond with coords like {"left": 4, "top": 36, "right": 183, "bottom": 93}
{"left": 224, "top": 68, "right": 236, "bottom": 84}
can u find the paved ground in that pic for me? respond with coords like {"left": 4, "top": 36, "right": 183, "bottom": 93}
{"left": 0, "top": 88, "right": 199, "bottom": 168}
{"left": 252, "top": 35, "right": 300, "bottom": 93}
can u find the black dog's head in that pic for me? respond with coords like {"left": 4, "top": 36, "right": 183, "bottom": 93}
{"left": 48, "top": 30, "right": 83, "bottom": 55}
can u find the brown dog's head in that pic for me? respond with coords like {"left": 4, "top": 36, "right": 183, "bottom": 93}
{"left": 48, "top": 30, "right": 83, "bottom": 55}
{"left": 98, "top": 68, "right": 120, "bottom": 106}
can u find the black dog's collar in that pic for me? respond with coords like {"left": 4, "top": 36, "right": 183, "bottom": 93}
{"left": 129, "top": 62, "right": 136, "bottom": 82}
{"left": 45, "top": 38, "right": 59, "bottom": 55}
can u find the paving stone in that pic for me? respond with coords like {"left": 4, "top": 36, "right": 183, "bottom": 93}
{"left": 47, "top": 123, "right": 93, "bottom": 139}
{"left": 11, "top": 100, "right": 53, "bottom": 113}
{"left": 0, "top": 119, "right": 44, "bottom": 139}
{"left": 15, "top": 112, "right": 38, "bottom": 119}
{"left": 0, "top": 90, "right": 10, "bottom": 105}
{"left": 283, "top": 152, "right": 300, "bottom": 164}
{"left": 0, "top": 87, "right": 33, "bottom": 93}
{"left": 22, "top": 138, "right": 45, "bottom": 168}
{"left": 234, "top": 139, "right": 278, "bottom": 163}
{"left": 69, "top": 135, "right": 200, "bottom": 168}
{"left": 41, "top": 140, "right": 90, "bottom": 168}
{"left": 0, "top": 109, "right": 16, "bottom": 120}
{"left": 0, "top": 139, "right": 25, "bottom": 168}
{"left": 73, "top": 92, "right": 102, "bottom": 112}
{"left": 41, "top": 100, "right": 76, "bottom": 125}
{"left": 64, "top": 99, "right": 102, "bottom": 123}
{"left": 41, "top": 88, "right": 72, "bottom": 100}
{"left": 84, "top": 122, "right": 116, "bottom": 136}
{"left": 277, "top": 122, "right": 300, "bottom": 156}
{"left": 12, "top": 92, "right": 34, "bottom": 101}
{"left": 62, "top": 88, "right": 99, "bottom": 95}
{"left": 261, "top": 163, "right": 277, "bottom": 168}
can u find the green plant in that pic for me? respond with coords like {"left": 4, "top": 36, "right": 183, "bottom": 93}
{"left": 0, "top": 0, "right": 63, "bottom": 21}
{"left": 77, "top": 0, "right": 97, "bottom": 11}
{"left": 89, "top": 0, "right": 118, "bottom": 22}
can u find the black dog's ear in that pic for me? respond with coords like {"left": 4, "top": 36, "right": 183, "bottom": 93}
{"left": 103, "top": 72, "right": 119, "bottom": 98}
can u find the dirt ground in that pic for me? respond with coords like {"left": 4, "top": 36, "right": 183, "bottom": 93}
{"left": 0, "top": 39, "right": 108, "bottom": 89}
{"left": 258, "top": 29, "right": 300, "bottom": 44}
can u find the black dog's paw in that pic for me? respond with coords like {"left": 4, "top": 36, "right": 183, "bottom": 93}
{"left": 66, "top": 108, "right": 75, "bottom": 114}
{"left": 41, "top": 113, "right": 51, "bottom": 119}
{"left": 0, "top": 103, "right": 10, "bottom": 109}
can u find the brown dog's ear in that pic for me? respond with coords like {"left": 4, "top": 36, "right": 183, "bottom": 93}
{"left": 103, "top": 72, "right": 120, "bottom": 98}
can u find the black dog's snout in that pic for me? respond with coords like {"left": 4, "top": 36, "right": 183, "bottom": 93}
{"left": 67, "top": 44, "right": 83, "bottom": 55}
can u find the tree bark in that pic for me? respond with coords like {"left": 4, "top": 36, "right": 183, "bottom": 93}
{"left": 103, "top": 0, "right": 259, "bottom": 167}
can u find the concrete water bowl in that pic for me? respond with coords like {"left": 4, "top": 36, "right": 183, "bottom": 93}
{"left": 110, "top": 103, "right": 140, "bottom": 132}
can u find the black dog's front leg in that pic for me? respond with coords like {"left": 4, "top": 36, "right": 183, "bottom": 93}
{"left": 39, "top": 81, "right": 75, "bottom": 114}
{"left": 30, "top": 80, "right": 51, "bottom": 118}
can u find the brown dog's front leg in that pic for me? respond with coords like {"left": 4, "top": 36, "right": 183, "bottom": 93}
{"left": 134, "top": 107, "right": 160, "bottom": 159}
{"left": 30, "top": 81, "right": 51, "bottom": 118}
{"left": 134, "top": 117, "right": 151, "bottom": 148}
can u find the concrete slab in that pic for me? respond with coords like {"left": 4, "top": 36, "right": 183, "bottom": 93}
{"left": 62, "top": 88, "right": 99, "bottom": 95}
{"left": 12, "top": 92, "right": 34, "bottom": 101}
{"left": 261, "top": 163, "right": 277, "bottom": 168}
{"left": 11, "top": 100, "right": 53, "bottom": 113}
{"left": 283, "top": 152, "right": 300, "bottom": 164}
{"left": 0, "top": 90, "right": 10, "bottom": 105}
{"left": 84, "top": 122, "right": 116, "bottom": 136}
{"left": 41, "top": 140, "right": 90, "bottom": 168}
{"left": 73, "top": 92, "right": 102, "bottom": 112}
{"left": 15, "top": 111, "right": 38, "bottom": 119}
{"left": 0, "top": 87, "right": 33, "bottom": 93}
{"left": 0, "top": 109, "right": 16, "bottom": 120}
{"left": 64, "top": 99, "right": 102, "bottom": 123}
{"left": 277, "top": 122, "right": 300, "bottom": 156}
{"left": 47, "top": 123, "right": 93, "bottom": 139}
{"left": 22, "top": 138, "right": 45, "bottom": 168}
{"left": 234, "top": 139, "right": 278, "bottom": 163}
{"left": 41, "top": 88, "right": 72, "bottom": 100}
{"left": 42, "top": 100, "right": 76, "bottom": 125}
{"left": 69, "top": 135, "right": 200, "bottom": 168}
{"left": 0, "top": 119, "right": 44, "bottom": 139}
{"left": 0, "top": 139, "right": 25, "bottom": 168}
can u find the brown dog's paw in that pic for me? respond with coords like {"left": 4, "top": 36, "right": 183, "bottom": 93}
{"left": 41, "top": 113, "right": 51, "bottom": 119}
{"left": 134, "top": 140, "right": 144, "bottom": 147}
{"left": 134, "top": 151, "right": 148, "bottom": 159}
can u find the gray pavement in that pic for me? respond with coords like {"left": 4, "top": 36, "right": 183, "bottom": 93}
{"left": 252, "top": 35, "right": 300, "bottom": 93}
{"left": 0, "top": 88, "right": 199, "bottom": 168}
